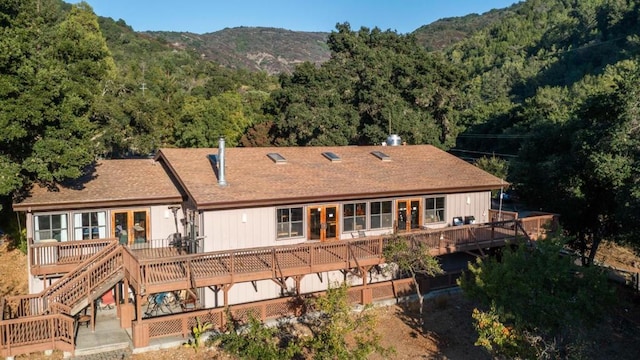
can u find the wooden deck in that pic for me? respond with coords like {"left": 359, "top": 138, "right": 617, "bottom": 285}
{"left": 25, "top": 215, "right": 555, "bottom": 296}
{"left": 0, "top": 215, "right": 556, "bottom": 358}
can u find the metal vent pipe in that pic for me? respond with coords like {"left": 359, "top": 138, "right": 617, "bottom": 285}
{"left": 218, "top": 137, "right": 227, "bottom": 186}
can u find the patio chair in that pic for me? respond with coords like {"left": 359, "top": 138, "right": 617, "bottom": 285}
{"left": 178, "top": 289, "right": 199, "bottom": 311}
{"left": 97, "top": 290, "right": 115, "bottom": 310}
{"left": 145, "top": 292, "right": 173, "bottom": 316}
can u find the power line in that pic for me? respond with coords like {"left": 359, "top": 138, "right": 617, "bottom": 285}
{"left": 457, "top": 133, "right": 530, "bottom": 139}
{"left": 449, "top": 148, "right": 518, "bottom": 158}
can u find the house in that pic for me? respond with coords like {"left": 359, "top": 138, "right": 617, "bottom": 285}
{"left": 14, "top": 140, "right": 506, "bottom": 304}
{"left": 6, "top": 140, "right": 554, "bottom": 355}
{"left": 13, "top": 159, "right": 185, "bottom": 293}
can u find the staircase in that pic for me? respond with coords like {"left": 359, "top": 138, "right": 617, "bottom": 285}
{"left": 0, "top": 240, "right": 127, "bottom": 357}
{"left": 3, "top": 240, "right": 125, "bottom": 319}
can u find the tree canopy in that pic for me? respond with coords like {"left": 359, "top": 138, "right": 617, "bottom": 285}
{"left": 1, "top": 0, "right": 640, "bottom": 254}
{"left": 459, "top": 235, "right": 615, "bottom": 358}
{"left": 0, "top": 0, "right": 113, "bottom": 197}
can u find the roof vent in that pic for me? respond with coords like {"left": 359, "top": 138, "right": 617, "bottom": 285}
{"left": 322, "top": 151, "right": 341, "bottom": 162}
{"left": 217, "top": 137, "right": 227, "bottom": 186}
{"left": 371, "top": 150, "right": 391, "bottom": 161}
{"left": 386, "top": 134, "right": 402, "bottom": 146}
{"left": 267, "top": 152, "right": 287, "bottom": 164}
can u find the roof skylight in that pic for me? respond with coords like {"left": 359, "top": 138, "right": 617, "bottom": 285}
{"left": 267, "top": 153, "right": 287, "bottom": 164}
{"left": 371, "top": 150, "right": 391, "bottom": 161}
{"left": 322, "top": 151, "right": 341, "bottom": 162}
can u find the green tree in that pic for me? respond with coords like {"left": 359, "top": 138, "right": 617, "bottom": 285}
{"left": 383, "top": 236, "right": 443, "bottom": 326}
{"left": 458, "top": 234, "right": 615, "bottom": 358}
{"left": 214, "top": 315, "right": 302, "bottom": 360}
{"left": 303, "top": 282, "right": 393, "bottom": 360}
{"left": 475, "top": 155, "right": 508, "bottom": 180}
{"left": 0, "top": 1, "right": 114, "bottom": 197}
{"left": 268, "top": 23, "right": 464, "bottom": 147}
{"left": 512, "top": 63, "right": 640, "bottom": 263}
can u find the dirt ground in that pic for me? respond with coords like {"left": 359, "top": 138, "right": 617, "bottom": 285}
{"left": 1, "top": 239, "right": 639, "bottom": 359}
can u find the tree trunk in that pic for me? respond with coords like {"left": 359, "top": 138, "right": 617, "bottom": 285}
{"left": 412, "top": 275, "right": 424, "bottom": 327}
{"left": 586, "top": 233, "right": 603, "bottom": 267}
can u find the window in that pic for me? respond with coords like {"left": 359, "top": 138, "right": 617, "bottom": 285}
{"left": 343, "top": 203, "right": 366, "bottom": 232}
{"left": 34, "top": 214, "right": 68, "bottom": 242}
{"left": 370, "top": 201, "right": 393, "bottom": 229}
{"left": 277, "top": 207, "right": 303, "bottom": 238}
{"left": 425, "top": 196, "right": 445, "bottom": 223}
{"left": 74, "top": 212, "right": 107, "bottom": 240}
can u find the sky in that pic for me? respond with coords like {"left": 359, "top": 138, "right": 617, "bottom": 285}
{"left": 65, "top": 0, "right": 520, "bottom": 34}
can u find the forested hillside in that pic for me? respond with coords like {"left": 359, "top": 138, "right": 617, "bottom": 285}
{"left": 1, "top": 0, "right": 639, "bottom": 262}
{"left": 148, "top": 27, "right": 330, "bottom": 75}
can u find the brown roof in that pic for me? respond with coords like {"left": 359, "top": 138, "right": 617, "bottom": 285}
{"left": 158, "top": 145, "right": 506, "bottom": 210}
{"left": 14, "top": 159, "right": 183, "bottom": 211}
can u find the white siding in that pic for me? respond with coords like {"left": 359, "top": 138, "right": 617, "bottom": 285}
{"left": 204, "top": 270, "right": 395, "bottom": 307}
{"left": 149, "top": 204, "right": 184, "bottom": 241}
{"left": 445, "top": 191, "right": 492, "bottom": 225}
{"left": 204, "top": 278, "right": 297, "bottom": 307}
{"left": 202, "top": 207, "right": 305, "bottom": 252}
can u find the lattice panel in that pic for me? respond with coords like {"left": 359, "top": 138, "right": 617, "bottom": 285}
{"left": 265, "top": 300, "right": 293, "bottom": 319}
{"left": 347, "top": 289, "right": 361, "bottom": 304}
{"left": 149, "top": 318, "right": 183, "bottom": 337}
{"left": 394, "top": 281, "right": 413, "bottom": 295}
{"left": 191, "top": 312, "right": 223, "bottom": 329}
{"left": 231, "top": 306, "right": 261, "bottom": 323}
{"left": 371, "top": 285, "right": 394, "bottom": 300}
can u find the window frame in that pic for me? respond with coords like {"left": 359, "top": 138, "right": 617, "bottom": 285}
{"left": 424, "top": 195, "right": 446, "bottom": 224}
{"left": 73, "top": 211, "right": 107, "bottom": 240}
{"left": 34, "top": 213, "right": 68, "bottom": 242}
{"left": 342, "top": 202, "right": 367, "bottom": 232}
{"left": 369, "top": 200, "right": 393, "bottom": 230}
{"left": 276, "top": 206, "right": 304, "bottom": 239}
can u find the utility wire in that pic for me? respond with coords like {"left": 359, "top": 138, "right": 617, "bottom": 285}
{"left": 449, "top": 148, "right": 518, "bottom": 158}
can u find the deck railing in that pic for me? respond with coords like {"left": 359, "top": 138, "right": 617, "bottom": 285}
{"left": 135, "top": 219, "right": 546, "bottom": 295}
{"left": 29, "top": 238, "right": 114, "bottom": 275}
{"left": 0, "top": 312, "right": 75, "bottom": 358}
{"left": 3, "top": 240, "right": 122, "bottom": 319}
{"left": 1, "top": 215, "right": 556, "bottom": 357}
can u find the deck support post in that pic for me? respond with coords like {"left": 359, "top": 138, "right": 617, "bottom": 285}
{"left": 90, "top": 297, "right": 96, "bottom": 332}
{"left": 135, "top": 293, "right": 143, "bottom": 325}
{"left": 223, "top": 283, "right": 232, "bottom": 308}
{"left": 115, "top": 282, "right": 122, "bottom": 319}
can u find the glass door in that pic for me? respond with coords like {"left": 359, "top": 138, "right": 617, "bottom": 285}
{"left": 397, "top": 200, "right": 408, "bottom": 232}
{"left": 308, "top": 205, "right": 339, "bottom": 241}
{"left": 410, "top": 200, "right": 421, "bottom": 230}
{"left": 112, "top": 209, "right": 149, "bottom": 245}
{"left": 397, "top": 199, "right": 421, "bottom": 232}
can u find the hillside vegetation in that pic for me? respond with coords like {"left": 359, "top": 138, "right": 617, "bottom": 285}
{"left": 1, "top": 0, "right": 639, "bottom": 270}
{"left": 148, "top": 27, "right": 330, "bottom": 75}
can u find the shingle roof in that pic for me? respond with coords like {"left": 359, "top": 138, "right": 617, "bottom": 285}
{"left": 13, "top": 159, "right": 183, "bottom": 211}
{"left": 158, "top": 145, "right": 505, "bottom": 210}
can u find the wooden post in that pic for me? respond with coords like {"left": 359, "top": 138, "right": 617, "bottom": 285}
{"left": 90, "top": 299, "right": 95, "bottom": 332}
{"left": 131, "top": 322, "right": 150, "bottom": 348}
{"left": 120, "top": 303, "right": 134, "bottom": 329}
{"left": 115, "top": 283, "right": 121, "bottom": 319}
{"left": 135, "top": 294, "right": 143, "bottom": 324}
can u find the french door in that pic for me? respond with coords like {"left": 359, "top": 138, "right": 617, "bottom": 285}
{"left": 308, "top": 205, "right": 339, "bottom": 241}
{"left": 112, "top": 209, "right": 149, "bottom": 245}
{"left": 396, "top": 199, "right": 421, "bottom": 232}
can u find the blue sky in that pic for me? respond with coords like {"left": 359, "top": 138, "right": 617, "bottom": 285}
{"left": 66, "top": 0, "right": 520, "bottom": 34}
